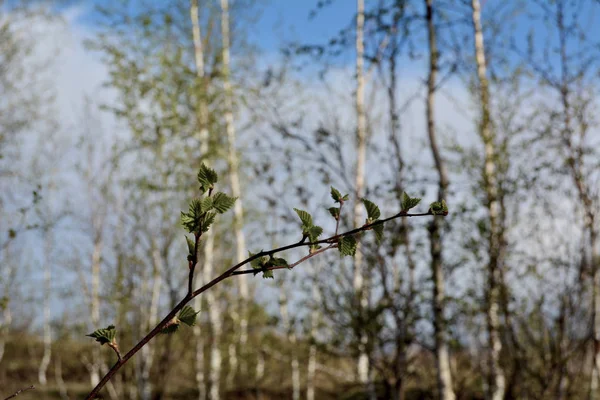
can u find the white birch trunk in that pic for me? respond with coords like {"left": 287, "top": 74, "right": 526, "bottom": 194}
{"left": 0, "top": 300, "right": 11, "bottom": 364}
{"left": 54, "top": 356, "right": 69, "bottom": 400}
{"left": 39, "top": 232, "right": 52, "bottom": 386}
{"left": 353, "top": 1, "right": 373, "bottom": 398}
{"left": 190, "top": 1, "right": 210, "bottom": 397}
{"left": 204, "top": 232, "right": 222, "bottom": 400}
{"left": 425, "top": 1, "right": 456, "bottom": 399}
{"left": 279, "top": 291, "right": 300, "bottom": 400}
{"left": 220, "top": 0, "right": 250, "bottom": 383}
{"left": 137, "top": 245, "right": 163, "bottom": 400}
{"left": 307, "top": 263, "right": 321, "bottom": 400}
{"left": 90, "top": 231, "right": 103, "bottom": 387}
{"left": 470, "top": 1, "right": 505, "bottom": 399}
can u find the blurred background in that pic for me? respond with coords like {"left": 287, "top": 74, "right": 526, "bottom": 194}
{"left": 1, "top": 0, "right": 600, "bottom": 399}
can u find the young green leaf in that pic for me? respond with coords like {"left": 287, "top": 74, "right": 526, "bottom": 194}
{"left": 429, "top": 200, "right": 449, "bottom": 215}
{"left": 401, "top": 192, "right": 421, "bottom": 211}
{"left": 308, "top": 226, "right": 323, "bottom": 241}
{"left": 87, "top": 325, "right": 117, "bottom": 345}
{"left": 160, "top": 318, "right": 180, "bottom": 334}
{"left": 185, "top": 236, "right": 195, "bottom": 257}
{"left": 262, "top": 270, "right": 274, "bottom": 279}
{"left": 293, "top": 208, "right": 313, "bottom": 228}
{"left": 269, "top": 257, "right": 289, "bottom": 267}
{"left": 338, "top": 235, "right": 357, "bottom": 257}
{"left": 330, "top": 187, "right": 342, "bottom": 202}
{"left": 200, "top": 196, "right": 213, "bottom": 212}
{"left": 178, "top": 306, "right": 200, "bottom": 327}
{"left": 212, "top": 192, "right": 237, "bottom": 214}
{"left": 197, "top": 163, "right": 218, "bottom": 193}
{"left": 328, "top": 207, "right": 340, "bottom": 220}
{"left": 181, "top": 199, "right": 205, "bottom": 233}
{"left": 249, "top": 251, "right": 268, "bottom": 269}
{"left": 201, "top": 212, "right": 217, "bottom": 233}
{"left": 362, "top": 199, "right": 381, "bottom": 220}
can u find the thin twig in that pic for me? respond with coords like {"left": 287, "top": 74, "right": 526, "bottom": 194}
{"left": 3, "top": 386, "right": 35, "bottom": 400}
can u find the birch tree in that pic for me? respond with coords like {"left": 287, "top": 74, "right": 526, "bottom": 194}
{"left": 425, "top": 1, "right": 455, "bottom": 399}
{"left": 189, "top": 1, "right": 210, "bottom": 397}
{"left": 279, "top": 288, "right": 300, "bottom": 400}
{"left": 353, "top": 1, "right": 374, "bottom": 397}
{"left": 470, "top": 1, "right": 505, "bottom": 398}
{"left": 219, "top": 0, "right": 251, "bottom": 385}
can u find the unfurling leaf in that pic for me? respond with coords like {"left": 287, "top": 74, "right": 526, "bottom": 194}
{"left": 338, "top": 235, "right": 357, "bottom": 257}
{"left": 308, "top": 226, "right": 323, "bottom": 241}
{"left": 160, "top": 317, "right": 180, "bottom": 334}
{"left": 186, "top": 236, "right": 195, "bottom": 258}
{"left": 249, "top": 251, "right": 268, "bottom": 270}
{"left": 401, "top": 192, "right": 421, "bottom": 211}
{"left": 328, "top": 207, "right": 340, "bottom": 220}
{"left": 429, "top": 200, "right": 448, "bottom": 215}
{"left": 212, "top": 192, "right": 237, "bottom": 214}
{"left": 181, "top": 199, "right": 204, "bottom": 233}
{"left": 87, "top": 325, "right": 117, "bottom": 345}
{"left": 178, "top": 306, "right": 199, "bottom": 326}
{"left": 200, "top": 196, "right": 213, "bottom": 212}
{"left": 269, "top": 257, "right": 289, "bottom": 267}
{"left": 362, "top": 198, "right": 381, "bottom": 220}
{"left": 293, "top": 208, "right": 313, "bottom": 228}
{"left": 197, "top": 163, "right": 218, "bottom": 193}
{"left": 262, "top": 270, "right": 274, "bottom": 279}
{"left": 201, "top": 212, "right": 216, "bottom": 232}
{"left": 330, "top": 187, "right": 343, "bottom": 202}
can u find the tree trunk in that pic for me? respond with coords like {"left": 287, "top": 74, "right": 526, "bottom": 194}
{"left": 138, "top": 245, "right": 163, "bottom": 400}
{"left": 204, "top": 231, "right": 222, "bottom": 400}
{"left": 190, "top": 1, "right": 211, "bottom": 398}
{"left": 353, "top": 1, "right": 374, "bottom": 398}
{"left": 220, "top": 0, "right": 250, "bottom": 384}
{"left": 307, "top": 262, "right": 321, "bottom": 400}
{"left": 280, "top": 290, "right": 300, "bottom": 400}
{"left": 90, "top": 231, "right": 103, "bottom": 388}
{"left": 470, "top": 1, "right": 505, "bottom": 399}
{"left": 425, "top": 1, "right": 456, "bottom": 400}
{"left": 38, "top": 231, "right": 52, "bottom": 386}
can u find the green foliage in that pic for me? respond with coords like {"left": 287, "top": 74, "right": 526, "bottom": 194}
{"left": 181, "top": 166, "right": 236, "bottom": 235}
{"left": 197, "top": 163, "right": 218, "bottom": 194}
{"left": 362, "top": 198, "right": 381, "bottom": 221}
{"left": 328, "top": 207, "right": 340, "bottom": 220}
{"left": 185, "top": 235, "right": 195, "bottom": 261}
{"left": 293, "top": 208, "right": 313, "bottom": 228}
{"left": 429, "top": 200, "right": 449, "bottom": 215}
{"left": 160, "top": 319, "right": 180, "bottom": 334}
{"left": 338, "top": 235, "right": 357, "bottom": 257}
{"left": 212, "top": 192, "right": 237, "bottom": 214}
{"left": 401, "top": 192, "right": 421, "bottom": 211}
{"left": 87, "top": 325, "right": 117, "bottom": 345}
{"left": 330, "top": 186, "right": 349, "bottom": 203}
{"left": 160, "top": 307, "right": 199, "bottom": 334}
{"left": 293, "top": 208, "right": 323, "bottom": 251}
{"left": 249, "top": 251, "right": 289, "bottom": 279}
{"left": 178, "top": 306, "right": 199, "bottom": 327}
{"left": 308, "top": 226, "right": 323, "bottom": 241}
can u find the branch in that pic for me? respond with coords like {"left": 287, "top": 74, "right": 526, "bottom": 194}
{"left": 85, "top": 208, "right": 441, "bottom": 399}
{"left": 3, "top": 386, "right": 35, "bottom": 400}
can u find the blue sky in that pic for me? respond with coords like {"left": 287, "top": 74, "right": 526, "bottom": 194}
{"left": 63, "top": 0, "right": 600, "bottom": 84}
